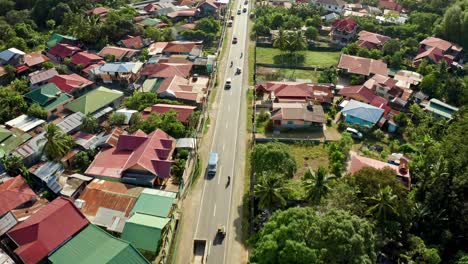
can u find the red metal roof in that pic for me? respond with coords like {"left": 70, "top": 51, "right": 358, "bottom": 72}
{"left": 71, "top": 52, "right": 103, "bottom": 67}
{"left": 7, "top": 197, "right": 88, "bottom": 264}
{"left": 338, "top": 54, "right": 388, "bottom": 76}
{"left": 0, "top": 177, "right": 36, "bottom": 216}
{"left": 332, "top": 17, "right": 358, "bottom": 33}
{"left": 141, "top": 63, "right": 192, "bottom": 78}
{"left": 49, "top": 74, "right": 94, "bottom": 94}
{"left": 163, "top": 42, "right": 198, "bottom": 53}
{"left": 48, "top": 44, "right": 81, "bottom": 59}
{"left": 24, "top": 52, "right": 49, "bottom": 67}
{"left": 85, "top": 129, "right": 175, "bottom": 181}
{"left": 414, "top": 47, "right": 452, "bottom": 65}
{"left": 142, "top": 103, "right": 196, "bottom": 122}
{"left": 144, "top": 3, "right": 158, "bottom": 12}
{"left": 121, "top": 36, "right": 144, "bottom": 49}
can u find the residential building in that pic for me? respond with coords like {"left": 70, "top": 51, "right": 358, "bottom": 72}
{"left": 423, "top": 98, "right": 459, "bottom": 119}
{"left": 29, "top": 161, "right": 64, "bottom": 193}
{"left": 76, "top": 179, "right": 144, "bottom": 233}
{"left": 28, "top": 68, "right": 59, "bottom": 88}
{"left": 85, "top": 7, "right": 109, "bottom": 16}
{"left": 0, "top": 177, "right": 37, "bottom": 236}
{"left": 47, "top": 43, "right": 81, "bottom": 62}
{"left": 167, "top": 8, "right": 197, "bottom": 22}
{"left": 71, "top": 52, "right": 104, "bottom": 68}
{"left": 331, "top": 17, "right": 359, "bottom": 45}
{"left": 46, "top": 33, "right": 78, "bottom": 49}
{"left": 156, "top": 75, "right": 206, "bottom": 104}
{"left": 341, "top": 99, "right": 385, "bottom": 127}
{"left": 338, "top": 54, "right": 388, "bottom": 77}
{"left": 348, "top": 151, "right": 410, "bottom": 188}
{"left": 0, "top": 127, "right": 32, "bottom": 159}
{"left": 58, "top": 173, "right": 93, "bottom": 199}
{"left": 23, "top": 52, "right": 49, "bottom": 69}
{"left": 6, "top": 197, "right": 88, "bottom": 264}
{"left": 339, "top": 85, "right": 389, "bottom": 108}
{"left": 49, "top": 74, "right": 94, "bottom": 96}
{"left": 0, "top": 48, "right": 25, "bottom": 66}
{"left": 413, "top": 36, "right": 463, "bottom": 66}
{"left": 357, "top": 31, "right": 391, "bottom": 49}
{"left": 85, "top": 129, "right": 176, "bottom": 186}
{"left": 49, "top": 224, "right": 149, "bottom": 264}
{"left": 120, "top": 35, "right": 145, "bottom": 49}
{"left": 256, "top": 81, "right": 334, "bottom": 105}
{"left": 141, "top": 63, "right": 192, "bottom": 78}
{"left": 142, "top": 104, "right": 197, "bottom": 123}
{"left": 64, "top": 86, "right": 124, "bottom": 115}
{"left": 196, "top": 0, "right": 219, "bottom": 17}
{"left": 121, "top": 189, "right": 177, "bottom": 256}
{"left": 270, "top": 102, "right": 327, "bottom": 129}
{"left": 91, "top": 62, "right": 143, "bottom": 84}
{"left": 98, "top": 46, "right": 139, "bottom": 61}
{"left": 312, "top": 0, "right": 346, "bottom": 13}
{"left": 393, "top": 70, "right": 422, "bottom": 90}
{"left": 24, "top": 83, "right": 73, "bottom": 119}
{"left": 378, "top": 0, "right": 403, "bottom": 13}
{"left": 5, "top": 115, "right": 45, "bottom": 133}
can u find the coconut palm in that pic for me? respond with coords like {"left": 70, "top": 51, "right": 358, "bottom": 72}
{"left": 41, "top": 123, "right": 75, "bottom": 161}
{"left": 366, "top": 186, "right": 399, "bottom": 226}
{"left": 254, "top": 172, "right": 288, "bottom": 210}
{"left": 273, "top": 28, "right": 288, "bottom": 65}
{"left": 287, "top": 31, "right": 307, "bottom": 67}
{"left": 302, "top": 167, "right": 336, "bottom": 205}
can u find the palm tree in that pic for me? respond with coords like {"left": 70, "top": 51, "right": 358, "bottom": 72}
{"left": 273, "top": 28, "right": 288, "bottom": 65}
{"left": 302, "top": 167, "right": 336, "bottom": 205}
{"left": 254, "top": 172, "right": 288, "bottom": 210}
{"left": 41, "top": 123, "right": 75, "bottom": 161}
{"left": 288, "top": 31, "right": 307, "bottom": 67}
{"left": 366, "top": 186, "right": 399, "bottom": 227}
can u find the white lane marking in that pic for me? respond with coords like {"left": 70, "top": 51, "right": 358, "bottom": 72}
{"left": 208, "top": 241, "right": 212, "bottom": 255}
{"left": 225, "top": 123, "right": 228, "bottom": 129}
{"left": 213, "top": 203, "right": 217, "bottom": 216}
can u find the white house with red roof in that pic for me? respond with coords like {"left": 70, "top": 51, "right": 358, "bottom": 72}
{"left": 256, "top": 81, "right": 334, "bottom": 105}
{"left": 71, "top": 52, "right": 104, "bottom": 68}
{"left": 85, "top": 129, "right": 176, "bottom": 187}
{"left": 331, "top": 17, "right": 359, "bottom": 45}
{"left": 49, "top": 74, "right": 94, "bottom": 96}
{"left": 413, "top": 36, "right": 463, "bottom": 67}
{"left": 156, "top": 75, "right": 206, "bottom": 104}
{"left": 338, "top": 54, "right": 388, "bottom": 77}
{"left": 357, "top": 31, "right": 391, "bottom": 49}
{"left": 47, "top": 43, "right": 82, "bottom": 62}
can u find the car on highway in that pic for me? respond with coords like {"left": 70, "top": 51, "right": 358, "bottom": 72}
{"left": 232, "top": 37, "right": 238, "bottom": 44}
{"left": 237, "top": 9, "right": 241, "bottom": 14}
{"left": 207, "top": 152, "right": 219, "bottom": 176}
{"left": 243, "top": 7, "right": 247, "bottom": 12}
{"left": 244, "top": 0, "right": 248, "bottom": 3}
{"left": 225, "top": 78, "right": 232, "bottom": 89}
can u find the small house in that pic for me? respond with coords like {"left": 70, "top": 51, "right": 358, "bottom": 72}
{"left": 341, "top": 99, "right": 384, "bottom": 127}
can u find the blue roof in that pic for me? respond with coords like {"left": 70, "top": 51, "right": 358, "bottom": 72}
{"left": 342, "top": 100, "right": 384, "bottom": 124}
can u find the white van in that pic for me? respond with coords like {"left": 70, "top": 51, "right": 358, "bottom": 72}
{"left": 225, "top": 78, "right": 232, "bottom": 89}
{"left": 346, "top": 127, "right": 363, "bottom": 139}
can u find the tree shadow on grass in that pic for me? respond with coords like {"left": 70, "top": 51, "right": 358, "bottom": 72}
{"left": 272, "top": 53, "right": 305, "bottom": 66}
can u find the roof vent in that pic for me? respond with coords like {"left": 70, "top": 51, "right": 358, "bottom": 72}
{"left": 306, "top": 101, "right": 314, "bottom": 111}
{"left": 74, "top": 199, "right": 86, "bottom": 209}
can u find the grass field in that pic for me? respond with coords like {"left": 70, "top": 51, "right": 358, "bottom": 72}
{"left": 256, "top": 47, "right": 340, "bottom": 67}
{"left": 289, "top": 143, "right": 329, "bottom": 178}
{"left": 256, "top": 67, "right": 321, "bottom": 82}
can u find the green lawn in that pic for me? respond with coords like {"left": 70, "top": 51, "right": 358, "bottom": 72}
{"left": 289, "top": 143, "right": 329, "bottom": 178}
{"left": 257, "top": 67, "right": 321, "bottom": 82}
{"left": 256, "top": 47, "right": 340, "bottom": 68}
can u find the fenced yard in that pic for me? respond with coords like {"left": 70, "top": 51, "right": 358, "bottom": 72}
{"left": 256, "top": 47, "right": 341, "bottom": 68}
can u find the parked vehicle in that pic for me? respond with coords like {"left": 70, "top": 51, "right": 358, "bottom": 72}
{"left": 346, "top": 127, "right": 363, "bottom": 139}
{"left": 192, "top": 239, "right": 207, "bottom": 264}
{"left": 227, "top": 20, "right": 233, "bottom": 27}
{"left": 225, "top": 78, "right": 232, "bottom": 89}
{"left": 208, "top": 152, "right": 219, "bottom": 176}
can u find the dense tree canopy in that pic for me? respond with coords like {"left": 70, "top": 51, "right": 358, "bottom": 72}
{"left": 249, "top": 208, "right": 377, "bottom": 264}
{"left": 250, "top": 142, "right": 296, "bottom": 177}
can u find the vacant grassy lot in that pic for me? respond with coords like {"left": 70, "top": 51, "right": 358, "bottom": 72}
{"left": 256, "top": 47, "right": 340, "bottom": 67}
{"left": 256, "top": 66, "right": 321, "bottom": 82}
{"left": 289, "top": 143, "right": 329, "bottom": 178}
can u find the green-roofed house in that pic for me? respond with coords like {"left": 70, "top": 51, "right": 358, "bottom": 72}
{"left": 24, "top": 83, "right": 73, "bottom": 120}
{"left": 121, "top": 189, "right": 177, "bottom": 257}
{"left": 0, "top": 127, "right": 32, "bottom": 159}
{"left": 139, "top": 18, "right": 161, "bottom": 27}
{"left": 424, "top": 98, "right": 459, "bottom": 120}
{"left": 65, "top": 86, "right": 124, "bottom": 116}
{"left": 49, "top": 224, "right": 150, "bottom": 264}
{"left": 47, "top": 33, "right": 78, "bottom": 48}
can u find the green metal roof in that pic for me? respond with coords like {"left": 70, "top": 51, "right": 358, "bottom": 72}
{"left": 47, "top": 33, "right": 77, "bottom": 48}
{"left": 121, "top": 213, "right": 169, "bottom": 252}
{"left": 49, "top": 224, "right": 150, "bottom": 264}
{"left": 141, "top": 78, "right": 161, "bottom": 92}
{"left": 425, "top": 99, "right": 459, "bottom": 119}
{"left": 24, "top": 83, "right": 73, "bottom": 111}
{"left": 131, "top": 188, "right": 177, "bottom": 217}
{"left": 0, "top": 128, "right": 31, "bottom": 158}
{"left": 140, "top": 18, "right": 160, "bottom": 27}
{"left": 65, "top": 86, "right": 123, "bottom": 115}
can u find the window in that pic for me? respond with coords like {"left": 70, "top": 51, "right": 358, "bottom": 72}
{"left": 287, "top": 121, "right": 294, "bottom": 125}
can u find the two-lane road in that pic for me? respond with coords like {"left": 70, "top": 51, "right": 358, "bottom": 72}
{"left": 193, "top": 2, "right": 249, "bottom": 263}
